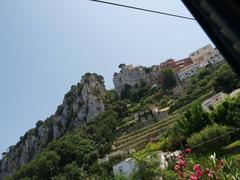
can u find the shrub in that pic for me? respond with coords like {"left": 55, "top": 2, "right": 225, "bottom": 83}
{"left": 133, "top": 158, "right": 161, "bottom": 180}
{"left": 63, "top": 162, "right": 84, "bottom": 180}
{"left": 223, "top": 140, "right": 240, "bottom": 154}
{"left": 118, "top": 63, "right": 126, "bottom": 69}
{"left": 212, "top": 64, "right": 240, "bottom": 93}
{"left": 114, "top": 174, "right": 132, "bottom": 180}
{"left": 143, "top": 67, "right": 152, "bottom": 73}
{"left": 210, "top": 95, "right": 240, "bottom": 127}
{"left": 197, "top": 68, "right": 210, "bottom": 79}
{"left": 120, "top": 84, "right": 132, "bottom": 99}
{"left": 160, "top": 68, "right": 177, "bottom": 90}
{"left": 56, "top": 105, "right": 64, "bottom": 115}
{"left": 173, "top": 150, "right": 240, "bottom": 180}
{"left": 35, "top": 120, "right": 44, "bottom": 128}
{"left": 187, "top": 124, "right": 232, "bottom": 153}
{"left": 160, "top": 170, "right": 178, "bottom": 180}
{"left": 172, "top": 103, "right": 210, "bottom": 139}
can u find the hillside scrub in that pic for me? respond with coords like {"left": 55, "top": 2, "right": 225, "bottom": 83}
{"left": 7, "top": 110, "right": 119, "bottom": 179}
{"left": 212, "top": 64, "right": 240, "bottom": 93}
{"left": 210, "top": 95, "right": 240, "bottom": 127}
{"left": 3, "top": 63, "right": 240, "bottom": 179}
{"left": 160, "top": 68, "right": 177, "bottom": 91}
{"left": 164, "top": 94, "right": 240, "bottom": 152}
{"left": 187, "top": 124, "right": 232, "bottom": 153}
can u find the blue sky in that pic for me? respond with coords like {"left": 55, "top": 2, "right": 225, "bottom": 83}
{"left": 0, "top": 0, "right": 212, "bottom": 155}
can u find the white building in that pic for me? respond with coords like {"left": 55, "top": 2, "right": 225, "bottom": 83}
{"left": 201, "top": 92, "right": 228, "bottom": 111}
{"left": 178, "top": 45, "right": 224, "bottom": 81}
{"left": 112, "top": 150, "right": 181, "bottom": 177}
{"left": 152, "top": 150, "right": 181, "bottom": 169}
{"left": 208, "top": 49, "right": 224, "bottom": 64}
{"left": 230, "top": 88, "right": 240, "bottom": 98}
{"left": 177, "top": 63, "right": 200, "bottom": 80}
{"left": 196, "top": 49, "right": 224, "bottom": 68}
{"left": 190, "top": 44, "right": 216, "bottom": 64}
{"left": 199, "top": 60, "right": 210, "bottom": 68}
{"left": 113, "top": 158, "right": 136, "bottom": 176}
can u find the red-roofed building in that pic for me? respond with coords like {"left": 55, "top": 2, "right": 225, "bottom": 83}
{"left": 160, "top": 58, "right": 193, "bottom": 72}
{"left": 175, "top": 58, "right": 193, "bottom": 71}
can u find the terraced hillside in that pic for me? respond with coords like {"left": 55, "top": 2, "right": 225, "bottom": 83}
{"left": 112, "top": 115, "right": 179, "bottom": 151}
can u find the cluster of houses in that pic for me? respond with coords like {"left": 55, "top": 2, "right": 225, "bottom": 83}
{"left": 160, "top": 44, "right": 225, "bottom": 81}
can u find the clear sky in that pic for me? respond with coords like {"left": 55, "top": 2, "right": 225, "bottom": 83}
{"left": 0, "top": 0, "right": 212, "bottom": 155}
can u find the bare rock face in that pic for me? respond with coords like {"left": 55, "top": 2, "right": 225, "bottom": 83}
{"left": 113, "top": 64, "right": 161, "bottom": 96}
{"left": 0, "top": 73, "right": 106, "bottom": 179}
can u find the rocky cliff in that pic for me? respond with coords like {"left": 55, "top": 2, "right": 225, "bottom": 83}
{"left": 113, "top": 64, "right": 162, "bottom": 96}
{"left": 0, "top": 73, "right": 106, "bottom": 178}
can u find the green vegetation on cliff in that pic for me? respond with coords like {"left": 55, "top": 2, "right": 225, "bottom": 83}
{"left": 3, "top": 63, "right": 240, "bottom": 180}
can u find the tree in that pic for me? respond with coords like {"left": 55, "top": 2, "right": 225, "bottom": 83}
{"left": 92, "top": 73, "right": 105, "bottom": 85}
{"left": 197, "top": 68, "right": 210, "bottom": 79}
{"left": 160, "top": 68, "right": 177, "bottom": 90}
{"left": 168, "top": 103, "right": 211, "bottom": 150}
{"left": 174, "top": 103, "right": 210, "bottom": 138}
{"left": 48, "top": 141, "right": 76, "bottom": 166}
{"left": 212, "top": 64, "right": 240, "bottom": 93}
{"left": 118, "top": 63, "right": 126, "bottom": 69}
{"left": 120, "top": 84, "right": 132, "bottom": 99}
{"left": 35, "top": 120, "right": 44, "bottom": 128}
{"left": 210, "top": 94, "right": 240, "bottom": 127}
{"left": 63, "top": 162, "right": 84, "bottom": 180}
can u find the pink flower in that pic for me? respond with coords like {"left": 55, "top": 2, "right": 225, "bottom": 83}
{"left": 205, "top": 169, "right": 213, "bottom": 178}
{"left": 195, "top": 170, "right": 203, "bottom": 177}
{"left": 184, "top": 148, "right": 192, "bottom": 154}
{"left": 177, "top": 154, "right": 185, "bottom": 160}
{"left": 219, "top": 159, "right": 224, "bottom": 166}
{"left": 178, "top": 171, "right": 184, "bottom": 178}
{"left": 193, "top": 164, "right": 203, "bottom": 177}
{"left": 189, "top": 174, "right": 198, "bottom": 180}
{"left": 178, "top": 159, "right": 187, "bottom": 168}
{"left": 174, "top": 164, "right": 180, "bottom": 172}
{"left": 193, "top": 164, "right": 201, "bottom": 172}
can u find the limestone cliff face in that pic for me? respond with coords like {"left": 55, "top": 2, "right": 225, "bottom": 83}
{"left": 0, "top": 73, "right": 106, "bottom": 178}
{"left": 113, "top": 64, "right": 161, "bottom": 96}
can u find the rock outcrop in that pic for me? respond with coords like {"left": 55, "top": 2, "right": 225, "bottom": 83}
{"left": 113, "top": 64, "right": 161, "bottom": 96}
{"left": 0, "top": 73, "right": 106, "bottom": 179}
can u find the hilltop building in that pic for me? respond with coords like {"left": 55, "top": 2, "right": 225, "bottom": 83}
{"left": 190, "top": 44, "right": 216, "bottom": 64}
{"left": 177, "top": 45, "right": 224, "bottom": 81}
{"left": 175, "top": 57, "right": 193, "bottom": 71}
{"left": 160, "top": 58, "right": 193, "bottom": 73}
{"left": 177, "top": 63, "right": 200, "bottom": 81}
{"left": 208, "top": 49, "right": 225, "bottom": 64}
